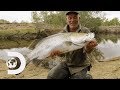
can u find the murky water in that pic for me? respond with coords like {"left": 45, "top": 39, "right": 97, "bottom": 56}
{"left": 95, "top": 33, "right": 120, "bottom": 60}
{"left": 0, "top": 33, "right": 120, "bottom": 61}
{"left": 97, "top": 39, "right": 120, "bottom": 60}
{"left": 0, "top": 39, "right": 33, "bottom": 61}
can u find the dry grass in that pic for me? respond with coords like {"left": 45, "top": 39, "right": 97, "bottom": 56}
{"left": 0, "top": 60, "right": 49, "bottom": 79}
{"left": 90, "top": 58, "right": 120, "bottom": 79}
{"left": 1, "top": 57, "right": 120, "bottom": 79}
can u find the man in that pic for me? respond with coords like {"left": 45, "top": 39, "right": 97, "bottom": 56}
{"left": 47, "top": 11, "right": 97, "bottom": 79}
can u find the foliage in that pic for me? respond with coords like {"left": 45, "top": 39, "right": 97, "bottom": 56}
{"left": 79, "top": 11, "right": 103, "bottom": 31}
{"left": 0, "top": 19, "right": 10, "bottom": 24}
{"left": 31, "top": 11, "right": 66, "bottom": 30}
{"left": 102, "top": 18, "right": 120, "bottom": 26}
{"left": 31, "top": 11, "right": 120, "bottom": 33}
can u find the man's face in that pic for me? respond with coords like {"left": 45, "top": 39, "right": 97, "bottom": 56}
{"left": 66, "top": 14, "right": 80, "bottom": 30}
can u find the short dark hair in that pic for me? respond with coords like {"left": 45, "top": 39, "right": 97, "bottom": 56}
{"left": 66, "top": 11, "right": 79, "bottom": 15}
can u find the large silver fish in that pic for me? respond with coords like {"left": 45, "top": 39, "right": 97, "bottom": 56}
{"left": 26, "top": 32, "right": 95, "bottom": 64}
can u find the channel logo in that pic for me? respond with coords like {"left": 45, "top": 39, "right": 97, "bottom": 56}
{"left": 6, "top": 52, "right": 26, "bottom": 75}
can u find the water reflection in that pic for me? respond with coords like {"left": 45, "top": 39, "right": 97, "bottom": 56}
{"left": 97, "top": 39, "right": 120, "bottom": 60}
{"left": 95, "top": 33, "right": 120, "bottom": 44}
{"left": 79, "top": 33, "right": 120, "bottom": 61}
{"left": 94, "top": 33, "right": 120, "bottom": 61}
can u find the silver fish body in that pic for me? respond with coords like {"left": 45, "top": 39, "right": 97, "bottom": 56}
{"left": 26, "top": 32, "right": 95, "bottom": 62}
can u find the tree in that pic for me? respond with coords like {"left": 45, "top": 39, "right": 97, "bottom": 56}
{"left": 79, "top": 11, "right": 103, "bottom": 32}
{"left": 20, "top": 20, "right": 29, "bottom": 24}
{"left": 109, "top": 18, "right": 120, "bottom": 26}
{"left": 31, "top": 11, "right": 104, "bottom": 32}
{"left": 0, "top": 19, "right": 10, "bottom": 24}
{"left": 102, "top": 18, "right": 120, "bottom": 26}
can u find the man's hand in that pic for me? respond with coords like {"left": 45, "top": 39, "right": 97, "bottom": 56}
{"left": 84, "top": 40, "right": 98, "bottom": 53}
{"left": 50, "top": 50, "right": 61, "bottom": 57}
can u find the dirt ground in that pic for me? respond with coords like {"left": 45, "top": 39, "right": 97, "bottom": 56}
{"left": 0, "top": 60, "right": 49, "bottom": 79}
{"left": 1, "top": 57, "right": 120, "bottom": 79}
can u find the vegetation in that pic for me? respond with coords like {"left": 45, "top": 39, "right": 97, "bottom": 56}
{"left": 0, "top": 11, "right": 120, "bottom": 40}
{"left": 31, "top": 11, "right": 120, "bottom": 33}
{"left": 31, "top": 11, "right": 103, "bottom": 32}
{"left": 0, "top": 12, "right": 120, "bottom": 79}
{"left": 102, "top": 18, "right": 120, "bottom": 26}
{"left": 0, "top": 39, "right": 34, "bottom": 49}
{"left": 0, "top": 19, "right": 10, "bottom": 24}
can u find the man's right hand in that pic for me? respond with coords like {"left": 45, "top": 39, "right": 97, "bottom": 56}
{"left": 50, "top": 50, "right": 61, "bottom": 57}
{"left": 84, "top": 39, "right": 98, "bottom": 53}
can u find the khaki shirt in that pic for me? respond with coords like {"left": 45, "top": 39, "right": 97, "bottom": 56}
{"left": 61, "top": 25, "right": 91, "bottom": 74}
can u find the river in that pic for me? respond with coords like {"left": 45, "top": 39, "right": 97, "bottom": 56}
{"left": 0, "top": 33, "right": 120, "bottom": 61}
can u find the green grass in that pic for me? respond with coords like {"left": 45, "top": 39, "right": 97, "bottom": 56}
{"left": 0, "top": 28, "right": 38, "bottom": 48}
{"left": 0, "top": 39, "right": 34, "bottom": 49}
{"left": 0, "top": 28, "right": 37, "bottom": 36}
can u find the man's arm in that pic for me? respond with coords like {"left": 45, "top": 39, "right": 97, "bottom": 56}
{"left": 50, "top": 50, "right": 62, "bottom": 57}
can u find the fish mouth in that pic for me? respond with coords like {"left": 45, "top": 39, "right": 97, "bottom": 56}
{"left": 72, "top": 42, "right": 84, "bottom": 46}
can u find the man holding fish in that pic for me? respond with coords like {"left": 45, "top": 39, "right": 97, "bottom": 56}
{"left": 47, "top": 11, "right": 98, "bottom": 79}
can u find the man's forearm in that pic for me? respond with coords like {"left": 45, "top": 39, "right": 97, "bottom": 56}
{"left": 84, "top": 46, "right": 94, "bottom": 54}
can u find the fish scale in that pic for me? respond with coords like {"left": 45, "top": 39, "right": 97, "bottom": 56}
{"left": 26, "top": 32, "right": 95, "bottom": 64}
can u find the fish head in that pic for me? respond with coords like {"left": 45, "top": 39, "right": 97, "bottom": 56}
{"left": 84, "top": 33, "right": 95, "bottom": 41}
{"left": 70, "top": 33, "right": 95, "bottom": 45}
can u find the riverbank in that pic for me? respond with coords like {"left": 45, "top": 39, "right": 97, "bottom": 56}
{"left": 90, "top": 56, "right": 120, "bottom": 79}
{"left": 0, "top": 23, "right": 120, "bottom": 40}
{"left": 0, "top": 56, "right": 120, "bottom": 79}
{"left": 0, "top": 23, "right": 62, "bottom": 40}
{"left": 98, "top": 26, "right": 120, "bottom": 34}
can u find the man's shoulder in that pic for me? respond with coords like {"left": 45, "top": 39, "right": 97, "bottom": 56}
{"left": 81, "top": 26, "right": 90, "bottom": 33}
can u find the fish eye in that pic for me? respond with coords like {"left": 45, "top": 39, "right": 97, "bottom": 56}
{"left": 86, "top": 34, "right": 89, "bottom": 36}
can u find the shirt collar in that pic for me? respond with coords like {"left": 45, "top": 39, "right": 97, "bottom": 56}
{"left": 64, "top": 24, "right": 81, "bottom": 32}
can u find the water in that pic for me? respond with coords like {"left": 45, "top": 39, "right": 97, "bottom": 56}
{"left": 97, "top": 39, "right": 120, "bottom": 60}
{"left": 0, "top": 33, "right": 120, "bottom": 61}
{"left": 95, "top": 33, "right": 120, "bottom": 60}
{"left": 0, "top": 39, "right": 33, "bottom": 61}
{"left": 0, "top": 47, "right": 32, "bottom": 61}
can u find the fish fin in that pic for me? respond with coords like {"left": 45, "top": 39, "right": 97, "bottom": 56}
{"left": 28, "top": 39, "right": 40, "bottom": 50}
{"left": 32, "top": 59, "right": 42, "bottom": 67}
{"left": 64, "top": 41, "right": 72, "bottom": 46}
